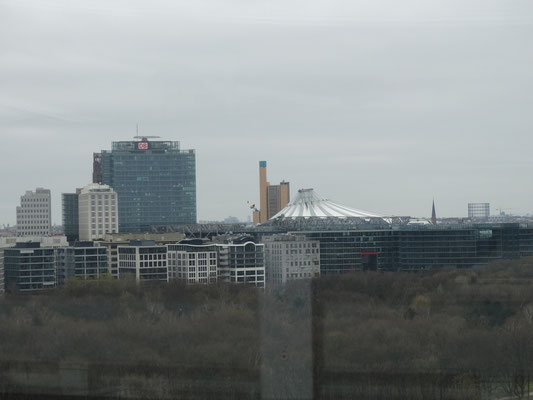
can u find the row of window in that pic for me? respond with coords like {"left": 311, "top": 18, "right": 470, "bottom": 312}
{"left": 91, "top": 229, "right": 117, "bottom": 236}
{"left": 17, "top": 208, "right": 50, "bottom": 213}
{"left": 20, "top": 198, "right": 50, "bottom": 203}
{"left": 140, "top": 261, "right": 166, "bottom": 267}
{"left": 268, "top": 242, "right": 318, "bottom": 248}
{"left": 140, "top": 254, "right": 166, "bottom": 260}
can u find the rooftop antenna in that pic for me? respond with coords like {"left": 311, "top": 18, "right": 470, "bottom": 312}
{"left": 134, "top": 135, "right": 161, "bottom": 140}
{"left": 133, "top": 124, "right": 161, "bottom": 141}
{"left": 133, "top": 122, "right": 161, "bottom": 140}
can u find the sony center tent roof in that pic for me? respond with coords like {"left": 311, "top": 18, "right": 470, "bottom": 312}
{"left": 270, "top": 188, "right": 384, "bottom": 220}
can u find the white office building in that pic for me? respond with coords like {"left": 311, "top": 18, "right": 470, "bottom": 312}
{"left": 78, "top": 184, "right": 118, "bottom": 241}
{"left": 118, "top": 241, "right": 168, "bottom": 282}
{"left": 263, "top": 234, "right": 320, "bottom": 285}
{"left": 167, "top": 243, "right": 218, "bottom": 284}
{"left": 16, "top": 188, "right": 52, "bottom": 237}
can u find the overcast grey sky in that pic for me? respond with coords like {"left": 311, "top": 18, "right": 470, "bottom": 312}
{"left": 1, "top": 0, "right": 532, "bottom": 225}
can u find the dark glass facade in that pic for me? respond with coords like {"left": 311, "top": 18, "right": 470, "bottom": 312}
{"left": 295, "top": 223, "right": 528, "bottom": 275}
{"left": 217, "top": 243, "right": 265, "bottom": 287}
{"left": 98, "top": 139, "right": 196, "bottom": 233}
{"left": 4, "top": 244, "right": 56, "bottom": 291}
{"left": 519, "top": 225, "right": 533, "bottom": 256}
{"left": 56, "top": 245, "right": 108, "bottom": 285}
{"left": 300, "top": 230, "right": 397, "bottom": 275}
{"left": 62, "top": 193, "right": 79, "bottom": 242}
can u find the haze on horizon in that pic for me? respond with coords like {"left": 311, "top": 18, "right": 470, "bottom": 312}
{"left": 1, "top": 0, "right": 532, "bottom": 225}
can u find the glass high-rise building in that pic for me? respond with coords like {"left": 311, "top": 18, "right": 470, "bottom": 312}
{"left": 62, "top": 191, "right": 80, "bottom": 242}
{"left": 94, "top": 138, "right": 196, "bottom": 233}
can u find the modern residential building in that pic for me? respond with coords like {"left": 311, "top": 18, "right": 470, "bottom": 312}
{"left": 263, "top": 234, "right": 320, "bottom": 285}
{"left": 118, "top": 241, "right": 168, "bottom": 282}
{"left": 94, "top": 137, "right": 196, "bottom": 233}
{"left": 4, "top": 242, "right": 56, "bottom": 291}
{"left": 468, "top": 203, "right": 490, "bottom": 219}
{"left": 167, "top": 242, "right": 217, "bottom": 284}
{"left": 78, "top": 183, "right": 119, "bottom": 241}
{"left": 0, "top": 239, "right": 12, "bottom": 294}
{"left": 1, "top": 237, "right": 113, "bottom": 291}
{"left": 254, "top": 161, "right": 290, "bottom": 225}
{"left": 96, "top": 232, "right": 185, "bottom": 277}
{"left": 56, "top": 242, "right": 108, "bottom": 285}
{"left": 0, "top": 262, "right": 3, "bottom": 293}
{"left": 0, "top": 238, "right": 17, "bottom": 294}
{"left": 62, "top": 190, "right": 81, "bottom": 242}
{"left": 16, "top": 188, "right": 52, "bottom": 237}
{"left": 216, "top": 240, "right": 265, "bottom": 288}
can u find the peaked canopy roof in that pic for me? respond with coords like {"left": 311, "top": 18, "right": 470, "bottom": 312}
{"left": 270, "top": 188, "right": 384, "bottom": 220}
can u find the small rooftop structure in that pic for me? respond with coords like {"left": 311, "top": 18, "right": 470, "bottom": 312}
{"left": 80, "top": 183, "right": 115, "bottom": 194}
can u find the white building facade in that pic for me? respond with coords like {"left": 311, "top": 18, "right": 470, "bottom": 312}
{"left": 117, "top": 241, "right": 168, "bottom": 282}
{"left": 263, "top": 234, "right": 320, "bottom": 285}
{"left": 16, "top": 188, "right": 52, "bottom": 237}
{"left": 167, "top": 243, "right": 217, "bottom": 284}
{"left": 78, "top": 184, "right": 118, "bottom": 241}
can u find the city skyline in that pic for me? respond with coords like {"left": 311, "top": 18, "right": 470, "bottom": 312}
{"left": 0, "top": 133, "right": 531, "bottom": 226}
{"left": 2, "top": 0, "right": 533, "bottom": 224}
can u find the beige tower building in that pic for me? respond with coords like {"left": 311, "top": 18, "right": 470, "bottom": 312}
{"left": 254, "top": 161, "right": 290, "bottom": 225}
{"left": 16, "top": 188, "right": 52, "bottom": 237}
{"left": 78, "top": 183, "right": 119, "bottom": 241}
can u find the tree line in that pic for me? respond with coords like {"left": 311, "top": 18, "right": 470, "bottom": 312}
{"left": 1, "top": 258, "right": 533, "bottom": 399}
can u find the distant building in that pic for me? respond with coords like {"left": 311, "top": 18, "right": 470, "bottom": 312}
{"left": 117, "top": 241, "right": 168, "bottom": 282}
{"left": 1, "top": 237, "right": 67, "bottom": 292}
{"left": 431, "top": 200, "right": 437, "bottom": 225}
{"left": 2, "top": 237, "right": 112, "bottom": 292}
{"left": 0, "top": 238, "right": 17, "bottom": 294}
{"left": 263, "top": 234, "right": 320, "bottom": 285}
{"left": 4, "top": 243, "right": 56, "bottom": 291}
{"left": 62, "top": 189, "right": 81, "bottom": 242}
{"left": 95, "top": 137, "right": 196, "bottom": 233}
{"left": 16, "top": 188, "right": 52, "bottom": 237}
{"left": 78, "top": 183, "right": 119, "bottom": 241}
{"left": 254, "top": 161, "right": 290, "bottom": 225}
{"left": 0, "top": 239, "right": 13, "bottom": 294}
{"left": 468, "top": 203, "right": 490, "bottom": 219}
{"left": 56, "top": 242, "right": 108, "bottom": 285}
{"left": 92, "top": 152, "right": 102, "bottom": 184}
{"left": 167, "top": 242, "right": 218, "bottom": 284}
{"left": 216, "top": 241, "right": 265, "bottom": 288}
{"left": 0, "top": 236, "right": 68, "bottom": 249}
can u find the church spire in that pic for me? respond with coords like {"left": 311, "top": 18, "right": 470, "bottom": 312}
{"left": 431, "top": 199, "right": 437, "bottom": 225}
